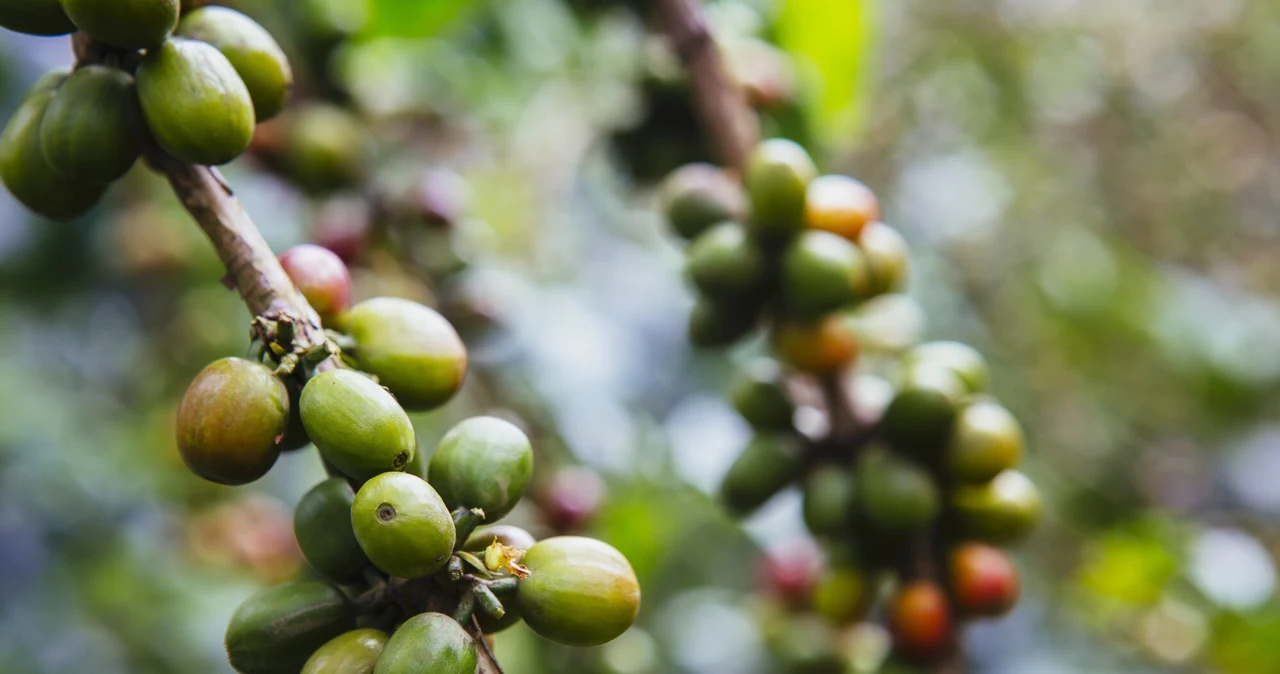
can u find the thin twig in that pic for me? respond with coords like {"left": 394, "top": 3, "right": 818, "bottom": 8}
{"left": 818, "top": 373, "right": 858, "bottom": 442}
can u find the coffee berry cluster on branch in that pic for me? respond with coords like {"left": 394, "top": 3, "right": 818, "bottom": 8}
{"left": 0, "top": 5, "right": 642, "bottom": 671}
{"left": 661, "top": 138, "right": 1042, "bottom": 668}
{"left": 185, "top": 246, "right": 640, "bottom": 673}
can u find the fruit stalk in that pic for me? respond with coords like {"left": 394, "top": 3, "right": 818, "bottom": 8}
{"left": 653, "top": 0, "right": 758, "bottom": 174}
{"left": 451, "top": 508, "right": 486, "bottom": 550}
{"left": 818, "top": 373, "right": 858, "bottom": 443}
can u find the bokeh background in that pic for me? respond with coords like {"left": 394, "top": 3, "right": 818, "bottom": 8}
{"left": 2, "top": 0, "right": 1280, "bottom": 672}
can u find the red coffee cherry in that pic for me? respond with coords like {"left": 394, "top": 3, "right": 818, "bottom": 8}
{"left": 755, "top": 542, "right": 822, "bottom": 608}
{"left": 279, "top": 244, "right": 352, "bottom": 328}
{"left": 311, "top": 197, "right": 372, "bottom": 265}
{"left": 890, "top": 580, "right": 953, "bottom": 660}
{"left": 949, "top": 542, "right": 1020, "bottom": 617}
{"left": 541, "top": 466, "right": 605, "bottom": 532}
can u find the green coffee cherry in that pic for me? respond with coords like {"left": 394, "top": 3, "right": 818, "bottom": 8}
{"left": 0, "top": 0, "right": 75, "bottom": 35}
{"left": 810, "top": 566, "right": 869, "bottom": 624}
{"left": 225, "top": 581, "right": 355, "bottom": 674}
{"left": 137, "top": 37, "right": 255, "bottom": 165}
{"left": 344, "top": 297, "right": 468, "bottom": 411}
{"left": 802, "top": 465, "right": 856, "bottom": 537}
{"left": 177, "top": 6, "right": 292, "bottom": 121}
{"left": 427, "top": 416, "right": 533, "bottom": 522}
{"left": 302, "top": 629, "right": 387, "bottom": 674}
{"left": 517, "top": 536, "right": 641, "bottom": 647}
{"left": 688, "top": 296, "right": 758, "bottom": 348}
{"left": 745, "top": 138, "right": 817, "bottom": 241}
{"left": 684, "top": 221, "right": 766, "bottom": 301}
{"left": 351, "top": 472, "right": 455, "bottom": 578}
{"left": 283, "top": 103, "right": 371, "bottom": 193}
{"left": 859, "top": 221, "right": 909, "bottom": 295}
{"left": 176, "top": 357, "right": 287, "bottom": 485}
{"left": 660, "top": 162, "right": 746, "bottom": 240}
{"left": 300, "top": 369, "right": 416, "bottom": 481}
{"left": 952, "top": 469, "right": 1041, "bottom": 544}
{"left": 0, "top": 80, "right": 105, "bottom": 219}
{"left": 294, "top": 478, "right": 369, "bottom": 583}
{"left": 904, "top": 341, "right": 989, "bottom": 394}
{"left": 374, "top": 613, "right": 476, "bottom": 674}
{"left": 39, "top": 65, "right": 144, "bottom": 183}
{"left": 881, "top": 362, "right": 966, "bottom": 456}
{"left": 62, "top": 0, "right": 178, "bottom": 49}
{"left": 780, "top": 230, "right": 871, "bottom": 318}
{"left": 27, "top": 70, "right": 69, "bottom": 98}
{"left": 857, "top": 450, "right": 939, "bottom": 533}
{"left": 730, "top": 358, "right": 795, "bottom": 431}
{"left": 720, "top": 434, "right": 804, "bottom": 516}
{"left": 948, "top": 399, "right": 1024, "bottom": 483}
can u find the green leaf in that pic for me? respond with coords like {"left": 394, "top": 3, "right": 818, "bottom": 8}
{"left": 774, "top": 0, "right": 877, "bottom": 141}
{"left": 1075, "top": 523, "right": 1182, "bottom": 607}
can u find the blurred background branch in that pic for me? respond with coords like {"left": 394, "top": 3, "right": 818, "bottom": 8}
{"left": 654, "top": 0, "right": 758, "bottom": 173}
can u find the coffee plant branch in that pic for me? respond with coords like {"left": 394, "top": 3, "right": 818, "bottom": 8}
{"left": 653, "top": 0, "right": 868, "bottom": 481}
{"left": 72, "top": 34, "right": 328, "bottom": 354}
{"left": 148, "top": 150, "right": 331, "bottom": 347}
{"left": 66, "top": 35, "right": 339, "bottom": 369}
{"left": 655, "top": 3, "right": 967, "bottom": 670}
{"left": 72, "top": 34, "right": 508, "bottom": 673}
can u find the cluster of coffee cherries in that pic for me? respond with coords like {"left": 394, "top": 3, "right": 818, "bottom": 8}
{"left": 0, "top": 1, "right": 291, "bottom": 217}
{"left": 664, "top": 139, "right": 905, "bottom": 357}
{"left": 176, "top": 244, "right": 640, "bottom": 672}
{"left": 661, "top": 139, "right": 1042, "bottom": 668}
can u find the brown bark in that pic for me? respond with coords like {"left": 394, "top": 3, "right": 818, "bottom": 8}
{"left": 145, "top": 148, "right": 327, "bottom": 352}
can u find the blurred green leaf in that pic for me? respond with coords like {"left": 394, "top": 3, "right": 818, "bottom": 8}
{"left": 1076, "top": 523, "right": 1182, "bottom": 607}
{"left": 774, "top": 0, "right": 876, "bottom": 140}
{"left": 1211, "top": 606, "right": 1280, "bottom": 674}
{"left": 362, "top": 0, "right": 480, "bottom": 39}
{"left": 594, "top": 483, "right": 687, "bottom": 587}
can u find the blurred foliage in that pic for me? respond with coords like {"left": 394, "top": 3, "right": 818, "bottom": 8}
{"left": 774, "top": 0, "right": 876, "bottom": 138}
{"left": 1, "top": 0, "right": 1280, "bottom": 673}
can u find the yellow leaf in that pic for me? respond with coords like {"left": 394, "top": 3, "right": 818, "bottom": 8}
{"left": 776, "top": 0, "right": 877, "bottom": 141}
